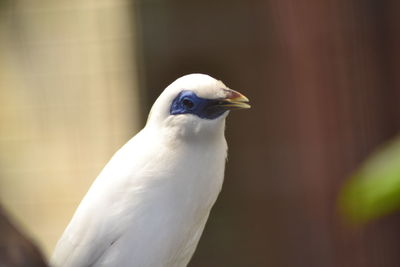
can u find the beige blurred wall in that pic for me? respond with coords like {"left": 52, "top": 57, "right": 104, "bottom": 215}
{"left": 0, "top": 0, "right": 140, "bottom": 257}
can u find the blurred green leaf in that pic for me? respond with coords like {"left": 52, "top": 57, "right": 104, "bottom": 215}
{"left": 339, "top": 137, "right": 400, "bottom": 223}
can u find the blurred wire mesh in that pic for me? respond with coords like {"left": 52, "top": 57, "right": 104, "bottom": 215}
{"left": 0, "top": 0, "right": 140, "bottom": 256}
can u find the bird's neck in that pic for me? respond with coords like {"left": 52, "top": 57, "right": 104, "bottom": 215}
{"left": 145, "top": 119, "right": 226, "bottom": 146}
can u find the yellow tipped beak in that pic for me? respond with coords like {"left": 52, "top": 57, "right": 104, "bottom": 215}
{"left": 221, "top": 89, "right": 251, "bottom": 110}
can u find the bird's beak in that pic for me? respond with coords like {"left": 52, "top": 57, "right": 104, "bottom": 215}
{"left": 220, "top": 89, "right": 251, "bottom": 110}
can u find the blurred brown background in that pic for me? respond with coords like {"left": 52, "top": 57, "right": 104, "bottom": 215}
{"left": 1, "top": 0, "right": 400, "bottom": 266}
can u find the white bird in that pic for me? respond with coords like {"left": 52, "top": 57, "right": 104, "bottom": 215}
{"left": 51, "top": 73, "right": 250, "bottom": 267}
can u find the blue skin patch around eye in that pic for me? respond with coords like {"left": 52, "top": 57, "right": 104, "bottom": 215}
{"left": 170, "top": 91, "right": 228, "bottom": 120}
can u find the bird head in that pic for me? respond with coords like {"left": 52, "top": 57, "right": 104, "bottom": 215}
{"left": 146, "top": 74, "right": 250, "bottom": 140}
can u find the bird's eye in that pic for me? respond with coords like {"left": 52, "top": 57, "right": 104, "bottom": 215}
{"left": 182, "top": 98, "right": 194, "bottom": 109}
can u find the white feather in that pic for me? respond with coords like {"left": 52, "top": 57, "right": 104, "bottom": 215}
{"left": 51, "top": 74, "right": 240, "bottom": 267}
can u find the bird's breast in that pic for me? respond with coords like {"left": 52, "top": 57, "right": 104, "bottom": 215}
{"left": 111, "top": 138, "right": 226, "bottom": 266}
{"left": 81, "top": 132, "right": 228, "bottom": 267}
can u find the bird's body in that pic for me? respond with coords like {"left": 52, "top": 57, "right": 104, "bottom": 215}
{"left": 52, "top": 74, "right": 250, "bottom": 267}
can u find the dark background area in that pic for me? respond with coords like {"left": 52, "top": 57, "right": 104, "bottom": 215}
{"left": 136, "top": 1, "right": 400, "bottom": 266}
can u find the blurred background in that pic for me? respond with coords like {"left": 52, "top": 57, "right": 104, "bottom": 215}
{"left": 1, "top": 0, "right": 400, "bottom": 266}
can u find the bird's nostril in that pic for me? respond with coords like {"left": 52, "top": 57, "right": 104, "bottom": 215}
{"left": 223, "top": 88, "right": 241, "bottom": 99}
